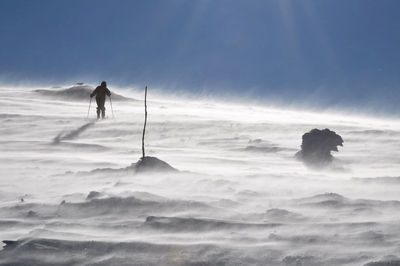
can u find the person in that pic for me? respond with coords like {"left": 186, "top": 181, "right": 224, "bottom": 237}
{"left": 90, "top": 81, "right": 111, "bottom": 119}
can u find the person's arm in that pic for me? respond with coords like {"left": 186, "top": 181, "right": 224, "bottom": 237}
{"left": 90, "top": 87, "right": 98, "bottom": 97}
{"left": 106, "top": 87, "right": 111, "bottom": 97}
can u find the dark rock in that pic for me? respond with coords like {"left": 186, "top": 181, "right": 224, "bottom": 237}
{"left": 86, "top": 191, "right": 102, "bottom": 200}
{"left": 2, "top": 240, "right": 17, "bottom": 249}
{"left": 283, "top": 255, "right": 319, "bottom": 266}
{"left": 26, "top": 210, "right": 38, "bottom": 217}
{"left": 364, "top": 260, "right": 400, "bottom": 266}
{"left": 295, "top": 128, "right": 344, "bottom": 168}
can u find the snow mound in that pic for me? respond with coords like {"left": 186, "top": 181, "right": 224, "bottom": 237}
{"left": 264, "top": 208, "right": 304, "bottom": 221}
{"left": 134, "top": 156, "right": 177, "bottom": 173}
{"left": 35, "top": 85, "right": 135, "bottom": 102}
{"left": 296, "top": 193, "right": 400, "bottom": 210}
{"left": 364, "top": 260, "right": 400, "bottom": 266}
{"left": 75, "top": 156, "right": 178, "bottom": 176}
{"left": 143, "top": 216, "right": 281, "bottom": 232}
{"left": 0, "top": 238, "right": 273, "bottom": 266}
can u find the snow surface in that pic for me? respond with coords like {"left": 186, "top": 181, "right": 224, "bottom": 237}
{"left": 0, "top": 86, "right": 400, "bottom": 265}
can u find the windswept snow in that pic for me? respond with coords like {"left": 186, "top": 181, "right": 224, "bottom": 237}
{"left": 0, "top": 86, "right": 400, "bottom": 265}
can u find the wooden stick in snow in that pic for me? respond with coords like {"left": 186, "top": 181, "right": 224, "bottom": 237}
{"left": 141, "top": 86, "right": 147, "bottom": 158}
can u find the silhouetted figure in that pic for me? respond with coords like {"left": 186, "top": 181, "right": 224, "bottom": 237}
{"left": 90, "top": 81, "right": 111, "bottom": 119}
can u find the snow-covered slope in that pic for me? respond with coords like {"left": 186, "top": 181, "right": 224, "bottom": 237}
{"left": 0, "top": 86, "right": 400, "bottom": 265}
{"left": 34, "top": 85, "right": 136, "bottom": 102}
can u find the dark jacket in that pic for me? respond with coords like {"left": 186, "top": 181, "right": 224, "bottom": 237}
{"left": 90, "top": 86, "right": 111, "bottom": 99}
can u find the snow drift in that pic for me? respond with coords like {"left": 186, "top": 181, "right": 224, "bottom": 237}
{"left": 1, "top": 86, "right": 400, "bottom": 265}
{"left": 35, "top": 85, "right": 135, "bottom": 102}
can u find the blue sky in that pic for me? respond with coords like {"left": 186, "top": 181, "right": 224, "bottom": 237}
{"left": 1, "top": 0, "right": 400, "bottom": 112}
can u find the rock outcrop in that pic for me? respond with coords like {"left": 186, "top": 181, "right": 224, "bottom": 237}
{"left": 295, "top": 128, "right": 344, "bottom": 168}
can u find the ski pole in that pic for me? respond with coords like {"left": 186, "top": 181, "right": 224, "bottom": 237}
{"left": 87, "top": 97, "right": 92, "bottom": 118}
{"left": 109, "top": 96, "right": 115, "bottom": 119}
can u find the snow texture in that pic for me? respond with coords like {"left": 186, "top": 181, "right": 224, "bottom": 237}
{"left": 0, "top": 86, "right": 400, "bottom": 265}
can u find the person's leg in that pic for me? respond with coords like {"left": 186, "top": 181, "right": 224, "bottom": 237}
{"left": 96, "top": 98, "right": 101, "bottom": 119}
{"left": 98, "top": 98, "right": 106, "bottom": 119}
